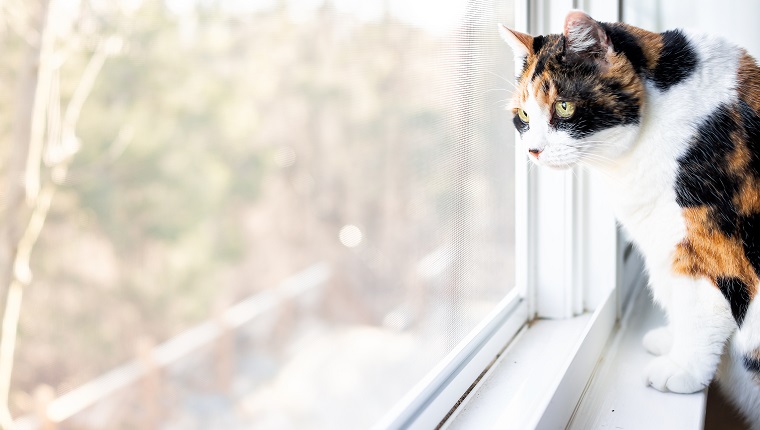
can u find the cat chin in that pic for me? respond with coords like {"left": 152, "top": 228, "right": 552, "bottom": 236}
{"left": 530, "top": 158, "right": 579, "bottom": 170}
{"left": 529, "top": 159, "right": 579, "bottom": 170}
{"left": 543, "top": 163, "right": 577, "bottom": 170}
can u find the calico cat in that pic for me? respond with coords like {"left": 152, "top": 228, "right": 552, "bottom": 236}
{"left": 500, "top": 10, "right": 760, "bottom": 426}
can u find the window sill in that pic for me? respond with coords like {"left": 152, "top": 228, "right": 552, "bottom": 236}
{"left": 445, "top": 286, "right": 615, "bottom": 429}
{"left": 568, "top": 283, "right": 706, "bottom": 430}
{"left": 374, "top": 290, "right": 528, "bottom": 430}
{"left": 445, "top": 284, "right": 706, "bottom": 430}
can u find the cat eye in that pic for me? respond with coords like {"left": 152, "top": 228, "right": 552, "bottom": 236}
{"left": 554, "top": 101, "right": 576, "bottom": 119}
{"left": 517, "top": 108, "right": 530, "bottom": 124}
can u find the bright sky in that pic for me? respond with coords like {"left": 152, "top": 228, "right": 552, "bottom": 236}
{"left": 165, "top": 0, "right": 469, "bottom": 35}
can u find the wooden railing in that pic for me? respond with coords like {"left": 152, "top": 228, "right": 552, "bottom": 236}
{"left": 14, "top": 263, "right": 331, "bottom": 430}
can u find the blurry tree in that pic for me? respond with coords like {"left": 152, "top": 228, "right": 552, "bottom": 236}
{"left": 0, "top": 0, "right": 514, "bottom": 425}
{"left": 12, "top": 3, "right": 285, "bottom": 408}
{"left": 0, "top": 0, "right": 122, "bottom": 426}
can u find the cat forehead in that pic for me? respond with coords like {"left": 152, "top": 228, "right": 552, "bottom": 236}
{"left": 515, "top": 35, "right": 570, "bottom": 106}
{"left": 518, "top": 34, "right": 567, "bottom": 81}
{"left": 531, "top": 35, "right": 567, "bottom": 68}
{"left": 517, "top": 75, "right": 558, "bottom": 109}
{"left": 514, "top": 33, "right": 623, "bottom": 106}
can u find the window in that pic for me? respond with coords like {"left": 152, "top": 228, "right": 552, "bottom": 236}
{"left": 446, "top": 1, "right": 760, "bottom": 428}
{"left": 10, "top": 1, "right": 702, "bottom": 429}
{"left": 4, "top": 0, "right": 524, "bottom": 429}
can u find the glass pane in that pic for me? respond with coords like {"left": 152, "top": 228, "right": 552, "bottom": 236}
{"left": 4, "top": 0, "right": 516, "bottom": 428}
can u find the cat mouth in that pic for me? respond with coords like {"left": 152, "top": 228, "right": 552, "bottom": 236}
{"left": 526, "top": 144, "right": 582, "bottom": 169}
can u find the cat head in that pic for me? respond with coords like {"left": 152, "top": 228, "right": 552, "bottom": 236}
{"left": 500, "top": 11, "right": 644, "bottom": 168}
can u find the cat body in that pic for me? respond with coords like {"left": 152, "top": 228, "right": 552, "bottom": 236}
{"left": 501, "top": 11, "right": 760, "bottom": 427}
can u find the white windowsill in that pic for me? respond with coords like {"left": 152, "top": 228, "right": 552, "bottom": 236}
{"left": 444, "top": 311, "right": 594, "bottom": 429}
{"left": 444, "top": 284, "right": 706, "bottom": 429}
{"left": 568, "top": 284, "right": 706, "bottom": 430}
{"left": 374, "top": 290, "right": 528, "bottom": 430}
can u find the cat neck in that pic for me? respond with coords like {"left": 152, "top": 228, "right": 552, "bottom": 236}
{"left": 594, "top": 30, "right": 742, "bottom": 190}
{"left": 587, "top": 32, "right": 743, "bottom": 242}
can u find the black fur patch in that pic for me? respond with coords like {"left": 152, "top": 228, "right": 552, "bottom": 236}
{"left": 710, "top": 205, "right": 740, "bottom": 237}
{"left": 600, "top": 23, "right": 648, "bottom": 75}
{"left": 513, "top": 114, "right": 528, "bottom": 135}
{"left": 532, "top": 35, "right": 545, "bottom": 55}
{"left": 675, "top": 105, "right": 739, "bottom": 209}
{"left": 737, "top": 101, "right": 760, "bottom": 278}
{"left": 531, "top": 35, "right": 565, "bottom": 80}
{"left": 743, "top": 356, "right": 760, "bottom": 372}
{"left": 741, "top": 213, "right": 760, "bottom": 279}
{"left": 540, "top": 80, "right": 550, "bottom": 95}
{"left": 739, "top": 100, "right": 760, "bottom": 176}
{"left": 652, "top": 30, "right": 698, "bottom": 91}
{"left": 716, "top": 276, "right": 751, "bottom": 326}
{"left": 553, "top": 77, "right": 640, "bottom": 139}
{"left": 532, "top": 55, "right": 548, "bottom": 79}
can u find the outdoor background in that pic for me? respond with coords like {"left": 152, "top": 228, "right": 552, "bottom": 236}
{"left": 0, "top": 0, "right": 515, "bottom": 428}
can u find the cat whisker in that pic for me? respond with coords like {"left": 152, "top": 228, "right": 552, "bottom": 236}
{"left": 576, "top": 140, "right": 619, "bottom": 147}
{"left": 576, "top": 142, "right": 620, "bottom": 153}
{"left": 577, "top": 152, "right": 618, "bottom": 168}
{"left": 482, "top": 88, "right": 516, "bottom": 95}
{"left": 484, "top": 70, "right": 518, "bottom": 90}
{"left": 576, "top": 146, "right": 615, "bottom": 156}
{"left": 576, "top": 146, "right": 616, "bottom": 157}
{"left": 577, "top": 140, "right": 614, "bottom": 144}
{"left": 581, "top": 154, "right": 615, "bottom": 165}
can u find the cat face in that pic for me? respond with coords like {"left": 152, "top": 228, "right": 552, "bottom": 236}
{"left": 501, "top": 11, "right": 644, "bottom": 168}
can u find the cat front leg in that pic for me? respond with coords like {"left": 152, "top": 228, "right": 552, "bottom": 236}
{"left": 642, "top": 326, "right": 673, "bottom": 356}
{"left": 644, "top": 274, "right": 734, "bottom": 393}
{"left": 642, "top": 266, "right": 674, "bottom": 356}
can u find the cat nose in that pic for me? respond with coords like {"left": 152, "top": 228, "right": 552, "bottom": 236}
{"left": 528, "top": 148, "right": 542, "bottom": 158}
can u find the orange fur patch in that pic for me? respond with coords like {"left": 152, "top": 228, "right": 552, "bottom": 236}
{"left": 619, "top": 24, "right": 662, "bottom": 70}
{"left": 674, "top": 207, "right": 759, "bottom": 296}
{"left": 672, "top": 101, "right": 760, "bottom": 298}
{"left": 738, "top": 52, "right": 760, "bottom": 113}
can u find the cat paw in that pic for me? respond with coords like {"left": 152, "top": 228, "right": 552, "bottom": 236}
{"left": 642, "top": 327, "right": 673, "bottom": 356}
{"left": 644, "top": 356, "right": 709, "bottom": 393}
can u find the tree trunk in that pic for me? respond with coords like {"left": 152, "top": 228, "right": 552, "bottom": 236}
{"left": 0, "top": 0, "right": 49, "bottom": 325}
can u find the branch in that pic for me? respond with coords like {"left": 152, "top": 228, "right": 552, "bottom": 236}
{"left": 0, "top": 24, "right": 120, "bottom": 429}
{"left": 49, "top": 36, "right": 121, "bottom": 167}
{"left": 23, "top": 0, "right": 57, "bottom": 205}
{"left": 0, "top": 186, "right": 53, "bottom": 430}
{"left": 63, "top": 37, "right": 120, "bottom": 135}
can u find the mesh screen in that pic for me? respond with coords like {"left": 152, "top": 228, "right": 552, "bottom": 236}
{"left": 8, "top": 0, "right": 516, "bottom": 428}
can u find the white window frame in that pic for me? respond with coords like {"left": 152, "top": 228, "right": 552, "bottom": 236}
{"left": 374, "top": 2, "right": 628, "bottom": 429}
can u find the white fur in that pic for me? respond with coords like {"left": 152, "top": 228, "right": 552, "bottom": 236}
{"left": 642, "top": 326, "right": 673, "bottom": 356}
{"left": 521, "top": 84, "right": 552, "bottom": 159}
{"left": 498, "top": 24, "right": 529, "bottom": 59}
{"left": 717, "top": 339, "right": 760, "bottom": 429}
{"left": 738, "top": 299, "right": 760, "bottom": 358}
{"left": 722, "top": 295, "right": 760, "bottom": 425}
{"left": 566, "top": 24, "right": 596, "bottom": 53}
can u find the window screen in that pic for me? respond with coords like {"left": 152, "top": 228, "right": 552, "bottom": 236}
{"left": 6, "top": 0, "right": 516, "bottom": 428}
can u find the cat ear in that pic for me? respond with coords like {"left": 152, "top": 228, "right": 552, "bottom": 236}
{"left": 563, "top": 10, "right": 612, "bottom": 59}
{"left": 499, "top": 24, "right": 534, "bottom": 59}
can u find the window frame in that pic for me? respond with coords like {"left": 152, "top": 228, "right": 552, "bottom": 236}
{"left": 374, "top": 2, "right": 532, "bottom": 427}
{"left": 373, "top": 290, "right": 527, "bottom": 430}
{"left": 375, "top": 1, "right": 632, "bottom": 428}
